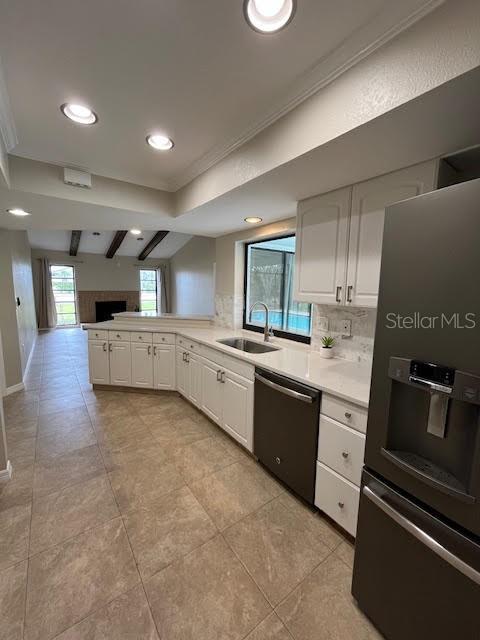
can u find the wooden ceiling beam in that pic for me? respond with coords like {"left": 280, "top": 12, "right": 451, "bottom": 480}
{"left": 69, "top": 230, "right": 82, "bottom": 256}
{"left": 137, "top": 231, "right": 169, "bottom": 261}
{"left": 106, "top": 230, "right": 128, "bottom": 259}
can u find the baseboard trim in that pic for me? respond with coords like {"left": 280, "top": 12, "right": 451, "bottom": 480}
{"left": 5, "top": 382, "right": 25, "bottom": 396}
{"left": 92, "top": 384, "right": 178, "bottom": 396}
{"left": 0, "top": 460, "right": 12, "bottom": 481}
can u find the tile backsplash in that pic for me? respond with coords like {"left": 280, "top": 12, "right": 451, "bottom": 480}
{"left": 215, "top": 293, "right": 376, "bottom": 364}
{"left": 311, "top": 304, "right": 376, "bottom": 364}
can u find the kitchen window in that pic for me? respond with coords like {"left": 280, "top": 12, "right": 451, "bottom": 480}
{"left": 244, "top": 235, "right": 312, "bottom": 343}
{"left": 139, "top": 269, "right": 158, "bottom": 313}
{"left": 50, "top": 264, "right": 78, "bottom": 326}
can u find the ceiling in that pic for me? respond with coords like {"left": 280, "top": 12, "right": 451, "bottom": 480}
{"left": 0, "top": 0, "right": 439, "bottom": 191}
{"left": 27, "top": 229, "right": 193, "bottom": 258}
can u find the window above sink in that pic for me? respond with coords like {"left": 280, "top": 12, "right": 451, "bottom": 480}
{"left": 244, "top": 234, "right": 312, "bottom": 344}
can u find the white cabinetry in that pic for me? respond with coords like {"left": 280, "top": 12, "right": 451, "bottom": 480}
{"left": 222, "top": 369, "right": 253, "bottom": 450}
{"left": 88, "top": 340, "right": 110, "bottom": 385}
{"left": 88, "top": 330, "right": 174, "bottom": 389}
{"left": 294, "top": 161, "right": 437, "bottom": 306}
{"left": 109, "top": 341, "right": 132, "bottom": 386}
{"left": 201, "top": 357, "right": 223, "bottom": 425}
{"left": 153, "top": 344, "right": 176, "bottom": 390}
{"left": 315, "top": 394, "right": 367, "bottom": 537}
{"left": 346, "top": 163, "right": 437, "bottom": 307}
{"left": 294, "top": 186, "right": 351, "bottom": 305}
{"left": 131, "top": 342, "right": 153, "bottom": 388}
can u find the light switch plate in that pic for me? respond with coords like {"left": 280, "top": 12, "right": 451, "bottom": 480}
{"left": 341, "top": 319, "right": 352, "bottom": 337}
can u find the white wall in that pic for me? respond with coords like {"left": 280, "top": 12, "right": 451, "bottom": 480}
{"left": 30, "top": 248, "right": 170, "bottom": 294}
{"left": 176, "top": 0, "right": 480, "bottom": 215}
{"left": 0, "top": 231, "right": 37, "bottom": 388}
{"left": 170, "top": 237, "right": 215, "bottom": 316}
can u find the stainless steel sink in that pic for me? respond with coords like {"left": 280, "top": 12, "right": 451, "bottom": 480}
{"left": 217, "top": 337, "right": 280, "bottom": 354}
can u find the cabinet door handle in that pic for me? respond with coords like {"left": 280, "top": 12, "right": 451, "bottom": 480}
{"left": 342, "top": 451, "right": 349, "bottom": 459}
{"left": 147, "top": 345, "right": 151, "bottom": 356}
{"left": 221, "top": 371, "right": 226, "bottom": 383}
{"left": 108, "top": 343, "right": 112, "bottom": 352}
{"left": 186, "top": 353, "right": 190, "bottom": 363}
{"left": 182, "top": 352, "right": 186, "bottom": 362}
{"left": 338, "top": 501, "right": 345, "bottom": 509}
{"left": 153, "top": 346, "right": 157, "bottom": 356}
{"left": 347, "top": 285, "right": 353, "bottom": 303}
{"left": 336, "top": 286, "right": 342, "bottom": 303}
{"left": 217, "top": 370, "right": 222, "bottom": 382}
{"left": 102, "top": 342, "right": 107, "bottom": 352}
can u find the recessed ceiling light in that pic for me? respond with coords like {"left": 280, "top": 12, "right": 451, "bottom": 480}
{"left": 130, "top": 228, "right": 142, "bottom": 235}
{"left": 244, "top": 216, "right": 263, "bottom": 224}
{"left": 61, "top": 103, "right": 98, "bottom": 125}
{"left": 244, "top": 0, "right": 296, "bottom": 33}
{"left": 146, "top": 133, "right": 174, "bottom": 151}
{"left": 7, "top": 208, "right": 31, "bottom": 217}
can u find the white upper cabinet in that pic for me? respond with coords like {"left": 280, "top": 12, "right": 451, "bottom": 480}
{"left": 294, "top": 161, "right": 437, "bottom": 307}
{"left": 109, "top": 341, "right": 132, "bottom": 386}
{"left": 346, "top": 162, "right": 437, "bottom": 307}
{"left": 294, "top": 186, "right": 351, "bottom": 305}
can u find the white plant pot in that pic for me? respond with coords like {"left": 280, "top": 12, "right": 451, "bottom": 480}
{"left": 320, "top": 347, "right": 334, "bottom": 359}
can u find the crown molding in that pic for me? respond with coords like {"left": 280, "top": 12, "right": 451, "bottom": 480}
{"left": 0, "top": 58, "right": 18, "bottom": 153}
{"left": 171, "top": 0, "right": 445, "bottom": 191}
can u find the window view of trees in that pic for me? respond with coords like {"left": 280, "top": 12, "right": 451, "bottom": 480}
{"left": 50, "top": 265, "right": 78, "bottom": 326}
{"left": 140, "top": 269, "right": 158, "bottom": 312}
{"left": 245, "top": 236, "right": 311, "bottom": 339}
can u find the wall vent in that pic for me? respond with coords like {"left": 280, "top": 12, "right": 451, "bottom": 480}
{"left": 63, "top": 168, "right": 92, "bottom": 189}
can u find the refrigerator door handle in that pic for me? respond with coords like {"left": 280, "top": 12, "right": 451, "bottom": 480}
{"left": 363, "top": 485, "right": 480, "bottom": 587}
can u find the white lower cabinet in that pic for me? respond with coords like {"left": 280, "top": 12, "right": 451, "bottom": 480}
{"left": 201, "top": 358, "right": 223, "bottom": 425}
{"left": 315, "top": 462, "right": 360, "bottom": 537}
{"left": 187, "top": 352, "right": 202, "bottom": 407}
{"left": 315, "top": 394, "right": 367, "bottom": 537}
{"left": 176, "top": 348, "right": 187, "bottom": 396}
{"left": 131, "top": 342, "right": 153, "bottom": 388}
{"left": 153, "top": 344, "right": 176, "bottom": 390}
{"left": 109, "top": 341, "right": 132, "bottom": 386}
{"left": 222, "top": 370, "right": 253, "bottom": 450}
{"left": 88, "top": 340, "right": 110, "bottom": 385}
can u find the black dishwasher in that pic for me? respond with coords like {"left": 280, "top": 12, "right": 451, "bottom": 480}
{"left": 254, "top": 368, "right": 321, "bottom": 504}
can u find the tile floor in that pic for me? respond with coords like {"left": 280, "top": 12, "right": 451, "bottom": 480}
{"left": 0, "top": 328, "right": 381, "bottom": 640}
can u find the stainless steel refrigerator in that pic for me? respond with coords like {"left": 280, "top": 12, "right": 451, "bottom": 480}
{"left": 352, "top": 178, "right": 480, "bottom": 640}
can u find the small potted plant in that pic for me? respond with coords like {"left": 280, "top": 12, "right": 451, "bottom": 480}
{"left": 320, "top": 335, "right": 335, "bottom": 358}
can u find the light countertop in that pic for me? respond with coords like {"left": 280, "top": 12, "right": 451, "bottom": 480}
{"left": 84, "top": 320, "right": 372, "bottom": 407}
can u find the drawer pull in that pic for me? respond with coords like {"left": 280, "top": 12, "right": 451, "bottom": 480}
{"left": 344, "top": 412, "right": 352, "bottom": 419}
{"left": 342, "top": 451, "right": 349, "bottom": 459}
{"left": 338, "top": 501, "right": 345, "bottom": 509}
{"left": 116, "top": 334, "right": 121, "bottom": 338}
{"left": 162, "top": 337, "right": 165, "bottom": 341}
{"left": 275, "top": 457, "right": 282, "bottom": 465}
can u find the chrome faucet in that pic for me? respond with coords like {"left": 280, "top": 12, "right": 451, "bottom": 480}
{"left": 249, "top": 301, "right": 274, "bottom": 342}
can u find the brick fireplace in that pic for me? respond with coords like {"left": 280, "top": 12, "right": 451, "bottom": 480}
{"left": 77, "top": 290, "right": 140, "bottom": 323}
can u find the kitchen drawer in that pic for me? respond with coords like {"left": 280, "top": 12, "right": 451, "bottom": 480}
{"left": 108, "top": 330, "right": 131, "bottom": 342}
{"left": 318, "top": 415, "right": 365, "bottom": 485}
{"left": 176, "top": 336, "right": 200, "bottom": 352}
{"left": 131, "top": 332, "right": 153, "bottom": 343}
{"left": 222, "top": 352, "right": 254, "bottom": 381}
{"left": 315, "top": 462, "right": 360, "bottom": 537}
{"left": 153, "top": 333, "right": 175, "bottom": 345}
{"left": 88, "top": 329, "right": 108, "bottom": 341}
{"left": 321, "top": 393, "right": 368, "bottom": 433}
